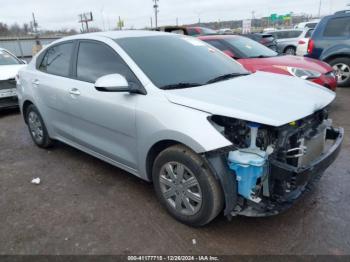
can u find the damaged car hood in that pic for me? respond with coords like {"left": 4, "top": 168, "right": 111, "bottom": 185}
{"left": 0, "top": 64, "right": 26, "bottom": 81}
{"left": 164, "top": 71, "right": 335, "bottom": 127}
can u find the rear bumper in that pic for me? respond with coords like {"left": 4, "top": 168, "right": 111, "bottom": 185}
{"left": 235, "top": 127, "right": 343, "bottom": 217}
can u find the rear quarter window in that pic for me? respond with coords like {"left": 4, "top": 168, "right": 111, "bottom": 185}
{"left": 323, "top": 16, "right": 350, "bottom": 37}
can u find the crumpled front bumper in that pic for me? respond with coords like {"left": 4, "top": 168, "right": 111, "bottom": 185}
{"left": 204, "top": 127, "right": 344, "bottom": 218}
{"left": 236, "top": 127, "right": 344, "bottom": 217}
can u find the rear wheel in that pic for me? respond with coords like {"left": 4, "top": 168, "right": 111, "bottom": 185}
{"left": 25, "top": 104, "right": 53, "bottom": 148}
{"left": 152, "top": 145, "right": 223, "bottom": 226}
{"left": 329, "top": 57, "right": 350, "bottom": 87}
{"left": 284, "top": 46, "right": 296, "bottom": 55}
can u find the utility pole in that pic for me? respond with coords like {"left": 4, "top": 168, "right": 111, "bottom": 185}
{"left": 150, "top": 17, "right": 153, "bottom": 29}
{"left": 78, "top": 12, "right": 93, "bottom": 33}
{"left": 176, "top": 17, "right": 178, "bottom": 26}
{"left": 31, "top": 12, "right": 41, "bottom": 56}
{"left": 153, "top": 0, "right": 159, "bottom": 28}
{"left": 318, "top": 0, "right": 322, "bottom": 18}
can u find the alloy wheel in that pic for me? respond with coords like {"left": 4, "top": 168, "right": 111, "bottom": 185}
{"left": 333, "top": 63, "right": 350, "bottom": 85}
{"left": 159, "top": 162, "right": 202, "bottom": 216}
{"left": 28, "top": 111, "right": 44, "bottom": 143}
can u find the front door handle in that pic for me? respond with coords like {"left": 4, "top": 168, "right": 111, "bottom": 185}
{"left": 69, "top": 88, "right": 81, "bottom": 96}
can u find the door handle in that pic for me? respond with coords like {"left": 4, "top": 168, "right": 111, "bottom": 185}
{"left": 32, "top": 79, "right": 39, "bottom": 87}
{"left": 69, "top": 88, "right": 81, "bottom": 96}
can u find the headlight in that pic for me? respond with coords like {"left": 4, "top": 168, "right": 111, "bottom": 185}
{"left": 287, "top": 67, "right": 321, "bottom": 80}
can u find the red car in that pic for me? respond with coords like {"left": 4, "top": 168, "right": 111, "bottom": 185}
{"left": 198, "top": 35, "right": 337, "bottom": 91}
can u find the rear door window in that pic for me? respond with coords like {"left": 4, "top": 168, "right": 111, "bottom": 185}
{"left": 324, "top": 16, "right": 350, "bottom": 37}
{"left": 39, "top": 42, "right": 74, "bottom": 77}
{"left": 305, "top": 29, "right": 314, "bottom": 38}
{"left": 287, "top": 31, "right": 302, "bottom": 38}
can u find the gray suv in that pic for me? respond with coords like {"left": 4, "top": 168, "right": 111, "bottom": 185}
{"left": 17, "top": 31, "right": 343, "bottom": 226}
{"left": 268, "top": 29, "right": 304, "bottom": 55}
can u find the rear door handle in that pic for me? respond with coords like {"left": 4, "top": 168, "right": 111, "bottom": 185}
{"left": 69, "top": 88, "right": 80, "bottom": 96}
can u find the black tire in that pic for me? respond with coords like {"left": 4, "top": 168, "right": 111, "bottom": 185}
{"left": 328, "top": 57, "right": 350, "bottom": 87}
{"left": 152, "top": 145, "right": 223, "bottom": 226}
{"left": 25, "top": 104, "right": 53, "bottom": 148}
{"left": 284, "top": 46, "right": 296, "bottom": 55}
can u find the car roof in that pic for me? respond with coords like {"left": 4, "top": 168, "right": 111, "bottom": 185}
{"left": 198, "top": 34, "right": 241, "bottom": 40}
{"left": 270, "top": 29, "right": 302, "bottom": 32}
{"left": 60, "top": 30, "right": 171, "bottom": 41}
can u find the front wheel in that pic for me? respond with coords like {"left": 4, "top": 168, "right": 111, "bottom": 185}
{"left": 152, "top": 145, "right": 223, "bottom": 226}
{"left": 25, "top": 104, "right": 53, "bottom": 148}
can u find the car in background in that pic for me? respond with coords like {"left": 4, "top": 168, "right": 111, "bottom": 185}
{"left": 294, "top": 19, "right": 320, "bottom": 30}
{"left": 267, "top": 29, "right": 304, "bottom": 55}
{"left": 0, "top": 48, "right": 26, "bottom": 110}
{"left": 263, "top": 27, "right": 276, "bottom": 33}
{"left": 306, "top": 10, "right": 350, "bottom": 87}
{"left": 199, "top": 35, "right": 337, "bottom": 91}
{"left": 156, "top": 26, "right": 216, "bottom": 36}
{"left": 243, "top": 33, "right": 278, "bottom": 51}
{"left": 218, "top": 28, "right": 234, "bottom": 34}
{"left": 17, "top": 31, "right": 342, "bottom": 226}
{"left": 296, "top": 28, "right": 314, "bottom": 56}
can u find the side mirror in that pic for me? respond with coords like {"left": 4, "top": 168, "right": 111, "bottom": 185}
{"left": 95, "top": 74, "right": 130, "bottom": 92}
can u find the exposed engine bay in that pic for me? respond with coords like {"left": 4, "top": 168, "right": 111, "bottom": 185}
{"left": 206, "top": 107, "right": 343, "bottom": 217}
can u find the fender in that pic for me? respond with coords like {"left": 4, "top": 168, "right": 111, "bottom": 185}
{"left": 321, "top": 44, "right": 350, "bottom": 61}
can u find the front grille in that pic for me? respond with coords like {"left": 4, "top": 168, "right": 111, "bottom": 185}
{"left": 0, "top": 78, "right": 16, "bottom": 90}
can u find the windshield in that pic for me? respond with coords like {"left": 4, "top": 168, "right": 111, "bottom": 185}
{"left": 0, "top": 50, "right": 21, "bottom": 65}
{"left": 224, "top": 37, "right": 278, "bottom": 58}
{"left": 115, "top": 35, "right": 248, "bottom": 89}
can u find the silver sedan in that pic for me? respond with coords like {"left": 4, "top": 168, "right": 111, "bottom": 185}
{"left": 17, "top": 31, "right": 342, "bottom": 226}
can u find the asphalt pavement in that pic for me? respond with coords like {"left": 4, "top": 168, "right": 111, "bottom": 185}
{"left": 0, "top": 88, "right": 349, "bottom": 255}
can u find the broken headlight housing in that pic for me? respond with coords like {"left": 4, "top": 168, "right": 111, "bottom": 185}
{"left": 287, "top": 67, "right": 322, "bottom": 80}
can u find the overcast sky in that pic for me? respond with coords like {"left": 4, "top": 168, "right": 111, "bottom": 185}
{"left": 0, "top": 0, "right": 348, "bottom": 30}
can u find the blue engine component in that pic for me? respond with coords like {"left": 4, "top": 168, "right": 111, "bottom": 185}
{"left": 228, "top": 122, "right": 267, "bottom": 202}
{"left": 228, "top": 153, "right": 266, "bottom": 202}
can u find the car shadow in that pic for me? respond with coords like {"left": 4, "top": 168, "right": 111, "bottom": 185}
{"left": 0, "top": 108, "right": 20, "bottom": 119}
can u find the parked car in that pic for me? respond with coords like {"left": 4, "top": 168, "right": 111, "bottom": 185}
{"left": 156, "top": 26, "right": 216, "bottom": 36}
{"left": 218, "top": 28, "right": 234, "bottom": 34}
{"left": 243, "top": 33, "right": 278, "bottom": 51}
{"left": 17, "top": 31, "right": 343, "bottom": 226}
{"left": 306, "top": 10, "right": 350, "bottom": 87}
{"left": 268, "top": 29, "right": 304, "bottom": 55}
{"left": 296, "top": 28, "right": 314, "bottom": 56}
{"left": 0, "top": 48, "right": 26, "bottom": 110}
{"left": 199, "top": 35, "right": 337, "bottom": 91}
{"left": 294, "top": 19, "right": 320, "bottom": 30}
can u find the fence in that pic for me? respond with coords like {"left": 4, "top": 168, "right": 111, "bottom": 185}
{"left": 0, "top": 37, "right": 60, "bottom": 57}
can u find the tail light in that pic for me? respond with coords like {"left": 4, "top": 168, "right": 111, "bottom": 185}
{"left": 307, "top": 39, "right": 314, "bottom": 54}
{"left": 298, "top": 40, "right": 306, "bottom": 45}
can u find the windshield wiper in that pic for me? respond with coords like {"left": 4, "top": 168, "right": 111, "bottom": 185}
{"left": 159, "top": 82, "right": 203, "bottom": 90}
{"left": 206, "top": 73, "right": 250, "bottom": 84}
